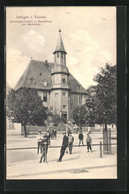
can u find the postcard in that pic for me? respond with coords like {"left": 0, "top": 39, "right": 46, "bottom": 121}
{"left": 6, "top": 6, "right": 117, "bottom": 180}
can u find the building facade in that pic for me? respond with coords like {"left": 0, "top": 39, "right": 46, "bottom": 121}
{"left": 15, "top": 30, "right": 87, "bottom": 121}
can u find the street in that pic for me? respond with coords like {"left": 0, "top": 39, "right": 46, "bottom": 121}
{"left": 6, "top": 128, "right": 117, "bottom": 179}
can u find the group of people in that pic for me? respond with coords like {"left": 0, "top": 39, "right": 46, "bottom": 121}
{"left": 78, "top": 131, "right": 92, "bottom": 152}
{"left": 37, "top": 126, "right": 92, "bottom": 163}
{"left": 57, "top": 132, "right": 74, "bottom": 162}
{"left": 37, "top": 129, "right": 51, "bottom": 163}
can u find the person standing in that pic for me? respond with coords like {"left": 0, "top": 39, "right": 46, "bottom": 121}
{"left": 57, "top": 132, "right": 68, "bottom": 162}
{"left": 39, "top": 133, "right": 48, "bottom": 163}
{"left": 37, "top": 131, "right": 42, "bottom": 154}
{"left": 86, "top": 134, "right": 92, "bottom": 152}
{"left": 68, "top": 133, "right": 74, "bottom": 154}
{"left": 78, "top": 131, "right": 84, "bottom": 146}
{"left": 54, "top": 129, "right": 57, "bottom": 139}
{"left": 46, "top": 128, "right": 51, "bottom": 146}
{"left": 66, "top": 121, "right": 72, "bottom": 136}
{"left": 87, "top": 126, "right": 91, "bottom": 134}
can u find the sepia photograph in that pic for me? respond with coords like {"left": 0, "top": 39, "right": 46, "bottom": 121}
{"left": 6, "top": 6, "right": 117, "bottom": 180}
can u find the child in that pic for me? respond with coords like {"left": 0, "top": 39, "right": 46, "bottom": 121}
{"left": 37, "top": 131, "right": 42, "bottom": 154}
{"left": 68, "top": 133, "right": 74, "bottom": 154}
{"left": 78, "top": 131, "right": 84, "bottom": 146}
{"left": 86, "top": 134, "right": 92, "bottom": 152}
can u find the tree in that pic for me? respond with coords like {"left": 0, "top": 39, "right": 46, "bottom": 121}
{"left": 47, "top": 107, "right": 67, "bottom": 126}
{"left": 93, "top": 64, "right": 117, "bottom": 130}
{"left": 73, "top": 105, "right": 89, "bottom": 127}
{"left": 73, "top": 86, "right": 97, "bottom": 127}
{"left": 6, "top": 88, "right": 47, "bottom": 137}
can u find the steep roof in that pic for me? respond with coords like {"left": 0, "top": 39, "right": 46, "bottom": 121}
{"left": 53, "top": 30, "right": 67, "bottom": 54}
{"left": 15, "top": 60, "right": 86, "bottom": 94}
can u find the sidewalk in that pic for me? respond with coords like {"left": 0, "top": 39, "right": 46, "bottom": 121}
{"left": 6, "top": 129, "right": 117, "bottom": 179}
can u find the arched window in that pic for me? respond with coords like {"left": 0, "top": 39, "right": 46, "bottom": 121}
{"left": 61, "top": 53, "right": 63, "bottom": 58}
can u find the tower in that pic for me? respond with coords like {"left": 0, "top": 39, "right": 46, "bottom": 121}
{"left": 50, "top": 29, "right": 70, "bottom": 120}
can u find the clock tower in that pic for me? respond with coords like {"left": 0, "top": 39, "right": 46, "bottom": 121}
{"left": 50, "top": 29, "right": 70, "bottom": 120}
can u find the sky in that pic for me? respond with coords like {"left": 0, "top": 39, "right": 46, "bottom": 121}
{"left": 6, "top": 7, "right": 116, "bottom": 89}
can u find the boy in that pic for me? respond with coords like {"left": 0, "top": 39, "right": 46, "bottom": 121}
{"left": 86, "top": 134, "right": 92, "bottom": 152}
{"left": 37, "top": 131, "right": 42, "bottom": 154}
{"left": 78, "top": 131, "right": 84, "bottom": 146}
{"left": 68, "top": 133, "right": 74, "bottom": 154}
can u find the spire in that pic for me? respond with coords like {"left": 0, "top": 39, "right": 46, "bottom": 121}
{"left": 53, "top": 29, "right": 67, "bottom": 54}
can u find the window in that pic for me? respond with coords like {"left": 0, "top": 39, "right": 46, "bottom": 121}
{"left": 39, "top": 72, "right": 42, "bottom": 76}
{"left": 79, "top": 95, "right": 82, "bottom": 104}
{"left": 63, "top": 105, "right": 66, "bottom": 109}
{"left": 78, "top": 84, "right": 81, "bottom": 89}
{"left": 57, "top": 53, "right": 59, "bottom": 58}
{"left": 43, "top": 92, "right": 47, "bottom": 102}
{"left": 70, "top": 95, "right": 73, "bottom": 104}
{"left": 38, "top": 91, "right": 43, "bottom": 100}
{"left": 62, "top": 78, "right": 66, "bottom": 84}
{"left": 29, "top": 77, "right": 36, "bottom": 85}
{"left": 61, "top": 53, "right": 63, "bottom": 58}
{"left": 42, "top": 80, "right": 47, "bottom": 86}
{"left": 55, "top": 93, "right": 59, "bottom": 97}
{"left": 63, "top": 92, "right": 66, "bottom": 96}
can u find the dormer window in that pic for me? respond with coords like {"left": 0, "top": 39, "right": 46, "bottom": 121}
{"left": 29, "top": 77, "right": 36, "bottom": 85}
{"left": 77, "top": 84, "right": 81, "bottom": 89}
{"left": 42, "top": 80, "right": 47, "bottom": 86}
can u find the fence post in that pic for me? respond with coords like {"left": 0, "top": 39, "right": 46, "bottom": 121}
{"left": 100, "top": 141, "right": 102, "bottom": 158}
{"left": 108, "top": 128, "right": 112, "bottom": 154}
{"left": 103, "top": 129, "right": 108, "bottom": 154}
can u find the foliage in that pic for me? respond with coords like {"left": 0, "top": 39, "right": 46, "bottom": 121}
{"left": 93, "top": 64, "right": 117, "bottom": 128}
{"left": 47, "top": 107, "right": 67, "bottom": 126}
{"left": 73, "top": 105, "right": 89, "bottom": 126}
{"left": 6, "top": 88, "right": 47, "bottom": 136}
{"left": 73, "top": 64, "right": 117, "bottom": 129}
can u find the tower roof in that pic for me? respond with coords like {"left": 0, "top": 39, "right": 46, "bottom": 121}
{"left": 53, "top": 29, "right": 67, "bottom": 54}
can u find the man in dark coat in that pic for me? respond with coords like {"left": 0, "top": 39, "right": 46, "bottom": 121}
{"left": 57, "top": 132, "right": 68, "bottom": 162}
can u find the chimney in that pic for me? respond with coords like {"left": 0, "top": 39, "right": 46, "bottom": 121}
{"left": 45, "top": 60, "right": 48, "bottom": 66}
